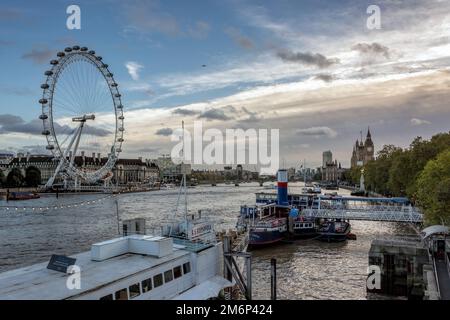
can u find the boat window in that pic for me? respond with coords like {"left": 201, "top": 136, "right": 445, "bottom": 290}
{"left": 99, "top": 294, "right": 113, "bottom": 300}
{"left": 173, "top": 266, "right": 182, "bottom": 279}
{"left": 164, "top": 269, "right": 173, "bottom": 283}
{"left": 183, "top": 262, "right": 191, "bottom": 274}
{"left": 114, "top": 288, "right": 128, "bottom": 300}
{"left": 141, "top": 278, "right": 152, "bottom": 293}
{"left": 129, "top": 283, "right": 140, "bottom": 299}
{"left": 153, "top": 274, "right": 163, "bottom": 288}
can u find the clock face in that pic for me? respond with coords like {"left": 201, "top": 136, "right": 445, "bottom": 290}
{"left": 367, "top": 147, "right": 373, "bottom": 152}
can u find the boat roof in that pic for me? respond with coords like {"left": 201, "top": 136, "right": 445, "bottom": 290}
{"left": 173, "top": 275, "right": 232, "bottom": 300}
{"left": 0, "top": 236, "right": 190, "bottom": 300}
{"left": 421, "top": 225, "right": 449, "bottom": 239}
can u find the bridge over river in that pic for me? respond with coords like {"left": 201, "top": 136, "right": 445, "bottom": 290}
{"left": 303, "top": 195, "right": 423, "bottom": 223}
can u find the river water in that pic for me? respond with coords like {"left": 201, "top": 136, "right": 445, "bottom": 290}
{"left": 0, "top": 182, "right": 411, "bottom": 299}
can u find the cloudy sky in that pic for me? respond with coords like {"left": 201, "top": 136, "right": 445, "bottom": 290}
{"left": 0, "top": 0, "right": 449, "bottom": 169}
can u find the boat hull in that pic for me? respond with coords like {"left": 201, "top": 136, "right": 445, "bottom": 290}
{"left": 248, "top": 230, "right": 285, "bottom": 248}
{"left": 317, "top": 232, "right": 349, "bottom": 242}
{"left": 7, "top": 192, "right": 40, "bottom": 201}
{"left": 291, "top": 230, "right": 318, "bottom": 239}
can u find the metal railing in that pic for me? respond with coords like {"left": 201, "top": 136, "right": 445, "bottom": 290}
{"left": 446, "top": 252, "right": 450, "bottom": 279}
{"left": 431, "top": 253, "right": 441, "bottom": 299}
{"left": 303, "top": 206, "right": 423, "bottom": 223}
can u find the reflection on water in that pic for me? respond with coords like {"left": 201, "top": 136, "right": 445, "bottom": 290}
{"left": 0, "top": 182, "right": 413, "bottom": 299}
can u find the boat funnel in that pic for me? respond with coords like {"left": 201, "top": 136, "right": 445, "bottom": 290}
{"left": 277, "top": 169, "right": 288, "bottom": 206}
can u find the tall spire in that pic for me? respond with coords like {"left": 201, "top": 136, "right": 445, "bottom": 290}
{"left": 367, "top": 126, "right": 371, "bottom": 138}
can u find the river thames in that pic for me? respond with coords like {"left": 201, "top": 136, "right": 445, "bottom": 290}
{"left": 0, "top": 182, "right": 412, "bottom": 299}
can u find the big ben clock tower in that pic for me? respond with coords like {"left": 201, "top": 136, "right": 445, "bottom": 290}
{"left": 364, "top": 127, "right": 374, "bottom": 163}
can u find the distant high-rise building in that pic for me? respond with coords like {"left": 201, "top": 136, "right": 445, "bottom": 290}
{"left": 351, "top": 128, "right": 374, "bottom": 168}
{"left": 322, "top": 150, "right": 333, "bottom": 168}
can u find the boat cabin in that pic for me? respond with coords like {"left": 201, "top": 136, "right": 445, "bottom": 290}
{"left": 0, "top": 234, "right": 231, "bottom": 300}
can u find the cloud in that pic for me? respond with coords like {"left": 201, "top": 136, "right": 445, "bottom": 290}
{"left": 17, "top": 145, "right": 50, "bottom": 155}
{"left": 0, "top": 114, "right": 111, "bottom": 137}
{"left": 125, "top": 82, "right": 154, "bottom": 96}
{"left": 0, "top": 117, "right": 43, "bottom": 135}
{"left": 240, "top": 107, "right": 263, "bottom": 123}
{"left": 276, "top": 50, "right": 339, "bottom": 68}
{"left": 225, "top": 27, "right": 254, "bottom": 50}
{"left": 155, "top": 127, "right": 173, "bottom": 136}
{"left": 0, "top": 114, "right": 23, "bottom": 125}
{"left": 172, "top": 108, "right": 200, "bottom": 116}
{"left": 410, "top": 118, "right": 431, "bottom": 126}
{"left": 124, "top": 1, "right": 180, "bottom": 36}
{"left": 313, "top": 73, "right": 335, "bottom": 82}
{"left": 22, "top": 47, "right": 53, "bottom": 64}
{"left": 352, "top": 42, "right": 390, "bottom": 59}
{"left": 296, "top": 126, "right": 338, "bottom": 138}
{"left": 125, "top": 61, "right": 144, "bottom": 81}
{"left": 198, "top": 105, "right": 236, "bottom": 121}
{"left": 83, "top": 125, "right": 112, "bottom": 137}
{"left": 137, "top": 147, "right": 159, "bottom": 153}
{"left": 188, "top": 21, "right": 211, "bottom": 39}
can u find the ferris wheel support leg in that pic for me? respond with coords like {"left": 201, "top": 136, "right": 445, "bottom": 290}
{"left": 70, "top": 122, "right": 85, "bottom": 167}
{"left": 45, "top": 123, "right": 84, "bottom": 189}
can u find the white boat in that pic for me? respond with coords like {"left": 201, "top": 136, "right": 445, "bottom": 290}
{"left": 0, "top": 231, "right": 231, "bottom": 300}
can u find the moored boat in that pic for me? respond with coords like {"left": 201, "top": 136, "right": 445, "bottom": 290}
{"left": 317, "top": 219, "right": 351, "bottom": 242}
{"left": 7, "top": 191, "right": 40, "bottom": 201}
{"left": 0, "top": 224, "right": 230, "bottom": 300}
{"left": 291, "top": 216, "right": 318, "bottom": 239}
{"left": 248, "top": 218, "right": 287, "bottom": 248}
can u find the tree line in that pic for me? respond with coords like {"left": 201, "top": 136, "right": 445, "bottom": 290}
{"left": 343, "top": 131, "right": 450, "bottom": 225}
{"left": 0, "top": 167, "right": 41, "bottom": 188}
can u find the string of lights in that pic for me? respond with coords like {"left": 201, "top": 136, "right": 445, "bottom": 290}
{"left": 0, "top": 193, "right": 120, "bottom": 213}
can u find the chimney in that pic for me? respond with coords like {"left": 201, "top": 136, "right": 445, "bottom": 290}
{"left": 81, "top": 151, "right": 85, "bottom": 166}
{"left": 277, "top": 169, "right": 288, "bottom": 206}
{"left": 26, "top": 152, "right": 30, "bottom": 163}
{"left": 97, "top": 153, "right": 101, "bottom": 162}
{"left": 92, "top": 152, "right": 96, "bottom": 163}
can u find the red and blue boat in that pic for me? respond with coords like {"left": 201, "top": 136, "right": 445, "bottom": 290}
{"left": 7, "top": 191, "right": 40, "bottom": 201}
{"left": 247, "top": 169, "right": 290, "bottom": 248}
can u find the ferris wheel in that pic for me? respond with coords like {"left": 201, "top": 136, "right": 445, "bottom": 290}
{"left": 39, "top": 46, "right": 124, "bottom": 189}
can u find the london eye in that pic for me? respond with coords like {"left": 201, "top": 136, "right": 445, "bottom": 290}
{"left": 39, "top": 46, "right": 124, "bottom": 189}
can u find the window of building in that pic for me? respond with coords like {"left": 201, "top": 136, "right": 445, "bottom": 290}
{"left": 183, "top": 262, "right": 191, "bottom": 274}
{"left": 129, "top": 283, "right": 140, "bottom": 299}
{"left": 164, "top": 269, "right": 173, "bottom": 283}
{"left": 99, "top": 294, "right": 113, "bottom": 300}
{"left": 153, "top": 274, "right": 163, "bottom": 288}
{"left": 141, "top": 278, "right": 152, "bottom": 293}
{"left": 173, "top": 266, "right": 182, "bottom": 279}
{"left": 115, "top": 288, "right": 128, "bottom": 300}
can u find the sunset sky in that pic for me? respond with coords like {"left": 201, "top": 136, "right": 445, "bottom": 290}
{"left": 0, "top": 0, "right": 449, "bottom": 169}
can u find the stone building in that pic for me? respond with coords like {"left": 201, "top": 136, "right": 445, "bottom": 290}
{"left": 351, "top": 128, "right": 374, "bottom": 168}
{"left": 322, "top": 160, "right": 342, "bottom": 182}
{"left": 0, "top": 152, "right": 159, "bottom": 186}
